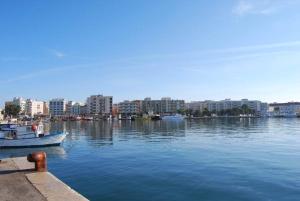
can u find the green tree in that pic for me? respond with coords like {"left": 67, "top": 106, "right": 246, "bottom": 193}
{"left": 185, "top": 109, "right": 193, "bottom": 116}
{"left": 177, "top": 109, "right": 185, "bottom": 115}
{"left": 241, "top": 104, "right": 249, "bottom": 114}
{"left": 193, "top": 110, "right": 201, "bottom": 117}
{"left": 202, "top": 108, "right": 211, "bottom": 117}
{"left": 5, "top": 104, "right": 21, "bottom": 117}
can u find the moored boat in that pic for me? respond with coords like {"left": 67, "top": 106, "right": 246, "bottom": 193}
{"left": 0, "top": 123, "right": 67, "bottom": 148}
{"left": 151, "top": 114, "right": 162, "bottom": 120}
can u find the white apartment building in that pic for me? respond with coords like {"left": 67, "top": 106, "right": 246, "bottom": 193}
{"left": 12, "top": 97, "right": 26, "bottom": 114}
{"left": 49, "top": 98, "right": 67, "bottom": 116}
{"left": 118, "top": 100, "right": 140, "bottom": 114}
{"left": 142, "top": 97, "right": 185, "bottom": 114}
{"left": 86, "top": 95, "right": 113, "bottom": 115}
{"left": 25, "top": 99, "right": 44, "bottom": 117}
{"left": 269, "top": 102, "right": 300, "bottom": 117}
{"left": 187, "top": 99, "right": 268, "bottom": 116}
{"left": 186, "top": 101, "right": 207, "bottom": 112}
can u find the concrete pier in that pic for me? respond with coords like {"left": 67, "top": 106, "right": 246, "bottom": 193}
{"left": 0, "top": 157, "right": 88, "bottom": 201}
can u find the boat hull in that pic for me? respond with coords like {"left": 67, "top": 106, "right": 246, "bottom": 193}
{"left": 0, "top": 133, "right": 67, "bottom": 148}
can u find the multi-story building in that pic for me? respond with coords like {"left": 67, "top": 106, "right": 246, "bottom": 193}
{"left": 112, "top": 104, "right": 119, "bottom": 117}
{"left": 71, "top": 102, "right": 83, "bottom": 116}
{"left": 161, "top": 97, "right": 172, "bottom": 113}
{"left": 142, "top": 98, "right": 161, "bottom": 114}
{"left": 49, "top": 98, "right": 67, "bottom": 116}
{"left": 12, "top": 97, "right": 26, "bottom": 114}
{"left": 142, "top": 97, "right": 185, "bottom": 114}
{"left": 86, "top": 95, "right": 113, "bottom": 115}
{"left": 170, "top": 99, "right": 185, "bottom": 113}
{"left": 133, "top": 100, "right": 143, "bottom": 114}
{"left": 25, "top": 99, "right": 44, "bottom": 117}
{"left": 43, "top": 102, "right": 49, "bottom": 115}
{"left": 186, "top": 101, "right": 207, "bottom": 112}
{"left": 118, "top": 100, "right": 140, "bottom": 115}
{"left": 80, "top": 104, "right": 88, "bottom": 116}
{"left": 66, "top": 101, "right": 74, "bottom": 115}
{"left": 269, "top": 102, "right": 300, "bottom": 117}
{"left": 186, "top": 99, "right": 268, "bottom": 116}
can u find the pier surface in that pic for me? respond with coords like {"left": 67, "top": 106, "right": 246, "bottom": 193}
{"left": 0, "top": 157, "right": 88, "bottom": 201}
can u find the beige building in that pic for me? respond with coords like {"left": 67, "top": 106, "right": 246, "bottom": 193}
{"left": 43, "top": 102, "right": 49, "bottom": 115}
{"left": 186, "top": 99, "right": 268, "bottom": 116}
{"left": 25, "top": 99, "right": 44, "bottom": 117}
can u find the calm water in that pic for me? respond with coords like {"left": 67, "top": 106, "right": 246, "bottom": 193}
{"left": 1, "top": 118, "right": 300, "bottom": 201}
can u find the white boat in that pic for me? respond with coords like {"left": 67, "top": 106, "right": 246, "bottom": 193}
{"left": 0, "top": 123, "right": 67, "bottom": 148}
{"left": 161, "top": 114, "right": 185, "bottom": 121}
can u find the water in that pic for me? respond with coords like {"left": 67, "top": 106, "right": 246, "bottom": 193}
{"left": 1, "top": 118, "right": 300, "bottom": 201}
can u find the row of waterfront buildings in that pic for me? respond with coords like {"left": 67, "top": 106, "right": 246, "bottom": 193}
{"left": 186, "top": 99, "right": 268, "bottom": 116}
{"left": 1, "top": 96, "right": 300, "bottom": 119}
{"left": 2, "top": 96, "right": 184, "bottom": 118}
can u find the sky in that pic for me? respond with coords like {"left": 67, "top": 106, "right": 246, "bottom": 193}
{"left": 1, "top": 0, "right": 300, "bottom": 106}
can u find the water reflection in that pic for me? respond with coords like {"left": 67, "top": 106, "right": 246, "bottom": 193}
{"left": 115, "top": 120, "right": 186, "bottom": 138}
{"left": 0, "top": 146, "right": 67, "bottom": 159}
{"left": 51, "top": 120, "right": 187, "bottom": 144}
{"left": 2, "top": 118, "right": 299, "bottom": 160}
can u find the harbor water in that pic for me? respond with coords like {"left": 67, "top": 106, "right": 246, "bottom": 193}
{"left": 1, "top": 118, "right": 300, "bottom": 201}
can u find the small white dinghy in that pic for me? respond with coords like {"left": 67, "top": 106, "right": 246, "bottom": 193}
{"left": 0, "top": 123, "right": 67, "bottom": 148}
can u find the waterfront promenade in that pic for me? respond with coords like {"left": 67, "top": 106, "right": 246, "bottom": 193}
{"left": 0, "top": 156, "right": 88, "bottom": 201}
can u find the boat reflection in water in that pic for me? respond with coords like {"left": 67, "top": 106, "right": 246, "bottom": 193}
{"left": 0, "top": 146, "right": 67, "bottom": 159}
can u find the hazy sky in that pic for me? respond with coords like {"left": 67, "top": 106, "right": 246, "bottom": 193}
{"left": 1, "top": 0, "right": 300, "bottom": 105}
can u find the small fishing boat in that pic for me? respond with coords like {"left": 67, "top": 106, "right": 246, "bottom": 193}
{"left": 151, "top": 114, "right": 161, "bottom": 121}
{"left": 0, "top": 123, "right": 67, "bottom": 148}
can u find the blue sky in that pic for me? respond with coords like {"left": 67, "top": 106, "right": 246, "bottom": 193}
{"left": 1, "top": 0, "right": 300, "bottom": 105}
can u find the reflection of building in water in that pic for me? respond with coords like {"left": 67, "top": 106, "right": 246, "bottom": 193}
{"left": 49, "top": 121, "right": 67, "bottom": 133}
{"left": 50, "top": 121, "right": 114, "bottom": 147}
{"left": 185, "top": 118, "right": 263, "bottom": 137}
{"left": 86, "top": 121, "right": 113, "bottom": 142}
{"left": 115, "top": 120, "right": 186, "bottom": 138}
